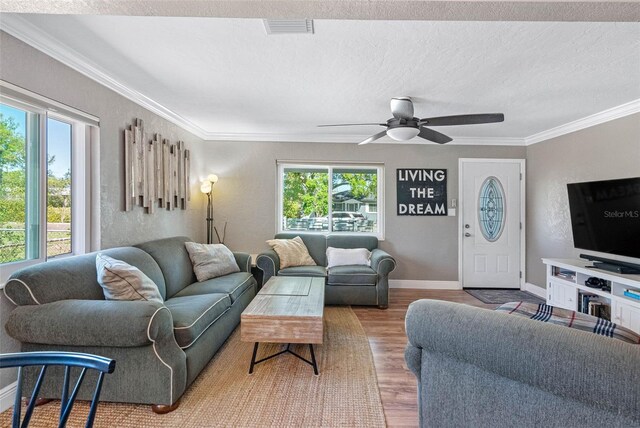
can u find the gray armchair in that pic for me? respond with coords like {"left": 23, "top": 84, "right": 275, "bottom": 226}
{"left": 405, "top": 299, "right": 640, "bottom": 427}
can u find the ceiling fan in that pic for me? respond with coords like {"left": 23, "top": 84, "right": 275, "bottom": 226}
{"left": 318, "top": 97, "right": 504, "bottom": 145}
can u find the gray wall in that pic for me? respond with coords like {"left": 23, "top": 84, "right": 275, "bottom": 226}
{"left": 0, "top": 31, "right": 207, "bottom": 248}
{"left": 0, "top": 31, "right": 207, "bottom": 389}
{"left": 525, "top": 113, "right": 640, "bottom": 288}
{"left": 199, "top": 140, "right": 525, "bottom": 280}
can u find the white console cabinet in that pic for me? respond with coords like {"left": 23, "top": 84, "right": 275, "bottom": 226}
{"left": 543, "top": 258, "right": 640, "bottom": 334}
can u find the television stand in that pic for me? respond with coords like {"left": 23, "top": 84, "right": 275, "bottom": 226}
{"left": 542, "top": 258, "right": 640, "bottom": 334}
{"left": 580, "top": 254, "right": 640, "bottom": 275}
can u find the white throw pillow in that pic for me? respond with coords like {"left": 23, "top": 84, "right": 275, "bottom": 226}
{"left": 184, "top": 242, "right": 240, "bottom": 282}
{"left": 326, "top": 247, "right": 371, "bottom": 268}
{"left": 266, "top": 236, "right": 317, "bottom": 269}
{"left": 96, "top": 253, "right": 163, "bottom": 303}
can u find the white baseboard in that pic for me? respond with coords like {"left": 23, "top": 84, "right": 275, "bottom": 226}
{"left": 522, "top": 282, "right": 546, "bottom": 299}
{"left": 389, "top": 280, "right": 461, "bottom": 290}
{"left": 0, "top": 381, "right": 17, "bottom": 413}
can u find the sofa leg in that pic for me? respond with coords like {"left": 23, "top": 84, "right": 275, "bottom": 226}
{"left": 34, "top": 398, "right": 53, "bottom": 406}
{"left": 378, "top": 304, "right": 388, "bottom": 309}
{"left": 151, "top": 399, "right": 180, "bottom": 414}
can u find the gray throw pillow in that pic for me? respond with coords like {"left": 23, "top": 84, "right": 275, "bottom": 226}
{"left": 96, "top": 253, "right": 163, "bottom": 303}
{"left": 184, "top": 242, "right": 240, "bottom": 282}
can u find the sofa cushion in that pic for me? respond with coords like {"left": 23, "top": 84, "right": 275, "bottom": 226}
{"left": 165, "top": 293, "right": 231, "bottom": 349}
{"left": 278, "top": 265, "right": 327, "bottom": 278}
{"left": 495, "top": 301, "right": 640, "bottom": 345}
{"left": 266, "top": 236, "right": 316, "bottom": 269}
{"left": 4, "top": 247, "right": 166, "bottom": 305}
{"left": 135, "top": 236, "right": 197, "bottom": 299}
{"left": 184, "top": 242, "right": 240, "bottom": 281}
{"left": 327, "top": 265, "right": 378, "bottom": 286}
{"left": 326, "top": 235, "right": 378, "bottom": 252}
{"left": 275, "top": 233, "right": 327, "bottom": 266}
{"left": 173, "top": 272, "right": 254, "bottom": 303}
{"left": 95, "top": 253, "right": 163, "bottom": 303}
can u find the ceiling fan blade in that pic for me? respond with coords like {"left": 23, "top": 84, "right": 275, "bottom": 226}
{"left": 318, "top": 123, "right": 386, "bottom": 127}
{"left": 390, "top": 97, "right": 414, "bottom": 120}
{"left": 358, "top": 130, "right": 388, "bottom": 145}
{"left": 419, "top": 113, "right": 504, "bottom": 126}
{"left": 418, "top": 127, "right": 453, "bottom": 144}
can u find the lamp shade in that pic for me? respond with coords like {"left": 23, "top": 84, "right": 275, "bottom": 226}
{"left": 386, "top": 126, "right": 420, "bottom": 141}
{"left": 207, "top": 174, "right": 219, "bottom": 184}
{"left": 200, "top": 182, "right": 212, "bottom": 194}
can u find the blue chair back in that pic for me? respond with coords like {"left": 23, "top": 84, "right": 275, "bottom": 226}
{"left": 0, "top": 351, "right": 115, "bottom": 428}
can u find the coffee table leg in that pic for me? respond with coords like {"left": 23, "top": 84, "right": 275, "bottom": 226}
{"left": 249, "top": 342, "right": 259, "bottom": 374}
{"left": 309, "top": 344, "right": 319, "bottom": 375}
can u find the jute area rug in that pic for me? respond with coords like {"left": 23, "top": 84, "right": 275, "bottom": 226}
{"left": 1, "top": 306, "right": 386, "bottom": 428}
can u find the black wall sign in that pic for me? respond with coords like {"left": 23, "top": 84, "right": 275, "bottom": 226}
{"left": 397, "top": 168, "right": 447, "bottom": 216}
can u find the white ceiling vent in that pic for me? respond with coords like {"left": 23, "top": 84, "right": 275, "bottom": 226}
{"left": 263, "top": 19, "right": 314, "bottom": 35}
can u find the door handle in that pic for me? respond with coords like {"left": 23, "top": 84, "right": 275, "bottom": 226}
{"left": 464, "top": 232, "right": 471, "bottom": 237}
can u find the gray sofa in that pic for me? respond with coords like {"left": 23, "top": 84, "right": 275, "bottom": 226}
{"left": 256, "top": 233, "right": 395, "bottom": 308}
{"left": 405, "top": 300, "right": 640, "bottom": 427}
{"left": 3, "top": 236, "right": 257, "bottom": 411}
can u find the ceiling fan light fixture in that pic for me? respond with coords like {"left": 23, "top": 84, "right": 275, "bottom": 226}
{"left": 386, "top": 126, "right": 420, "bottom": 141}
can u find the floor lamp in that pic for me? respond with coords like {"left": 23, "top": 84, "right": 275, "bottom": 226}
{"left": 200, "top": 174, "right": 218, "bottom": 244}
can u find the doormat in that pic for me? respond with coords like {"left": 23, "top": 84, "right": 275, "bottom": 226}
{"left": 465, "top": 288, "right": 545, "bottom": 305}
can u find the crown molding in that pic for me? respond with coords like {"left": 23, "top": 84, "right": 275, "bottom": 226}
{"left": 2, "top": 14, "right": 637, "bottom": 147}
{"left": 525, "top": 99, "right": 640, "bottom": 146}
{"left": 0, "top": 14, "right": 209, "bottom": 139}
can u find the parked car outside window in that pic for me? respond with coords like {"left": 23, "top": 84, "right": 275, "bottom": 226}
{"left": 332, "top": 212, "right": 366, "bottom": 221}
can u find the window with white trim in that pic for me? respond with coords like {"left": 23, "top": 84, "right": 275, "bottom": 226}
{"left": 277, "top": 162, "right": 384, "bottom": 238}
{"left": 0, "top": 83, "right": 97, "bottom": 282}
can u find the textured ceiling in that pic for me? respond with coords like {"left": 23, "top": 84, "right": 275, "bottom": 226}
{"left": 2, "top": 14, "right": 640, "bottom": 143}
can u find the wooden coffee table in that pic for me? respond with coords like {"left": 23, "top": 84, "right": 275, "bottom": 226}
{"left": 241, "top": 276, "right": 325, "bottom": 375}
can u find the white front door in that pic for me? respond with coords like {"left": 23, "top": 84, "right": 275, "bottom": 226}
{"left": 460, "top": 159, "right": 524, "bottom": 289}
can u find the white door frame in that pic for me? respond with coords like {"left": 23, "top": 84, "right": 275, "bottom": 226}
{"left": 458, "top": 158, "right": 526, "bottom": 289}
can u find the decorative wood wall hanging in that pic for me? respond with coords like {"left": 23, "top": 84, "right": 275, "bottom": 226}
{"left": 124, "top": 118, "right": 191, "bottom": 213}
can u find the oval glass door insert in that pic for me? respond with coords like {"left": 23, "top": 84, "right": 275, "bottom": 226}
{"left": 478, "top": 176, "right": 506, "bottom": 242}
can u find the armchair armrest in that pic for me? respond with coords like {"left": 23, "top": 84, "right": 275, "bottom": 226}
{"left": 405, "top": 299, "right": 640, "bottom": 419}
{"left": 233, "top": 252, "right": 252, "bottom": 273}
{"left": 370, "top": 249, "right": 396, "bottom": 276}
{"left": 5, "top": 300, "right": 171, "bottom": 348}
{"left": 404, "top": 342, "right": 422, "bottom": 379}
{"left": 370, "top": 249, "right": 395, "bottom": 309}
{"left": 256, "top": 249, "right": 280, "bottom": 284}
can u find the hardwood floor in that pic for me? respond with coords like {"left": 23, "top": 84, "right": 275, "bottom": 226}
{"left": 352, "top": 289, "right": 497, "bottom": 428}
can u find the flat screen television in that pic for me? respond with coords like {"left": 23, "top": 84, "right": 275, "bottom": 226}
{"left": 567, "top": 177, "right": 640, "bottom": 259}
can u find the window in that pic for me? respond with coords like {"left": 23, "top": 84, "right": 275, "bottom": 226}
{"left": 0, "top": 82, "right": 97, "bottom": 282}
{"left": 46, "top": 117, "right": 72, "bottom": 257}
{"left": 478, "top": 176, "right": 506, "bottom": 242}
{"left": 278, "top": 162, "right": 384, "bottom": 237}
{"left": 0, "top": 102, "right": 41, "bottom": 265}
